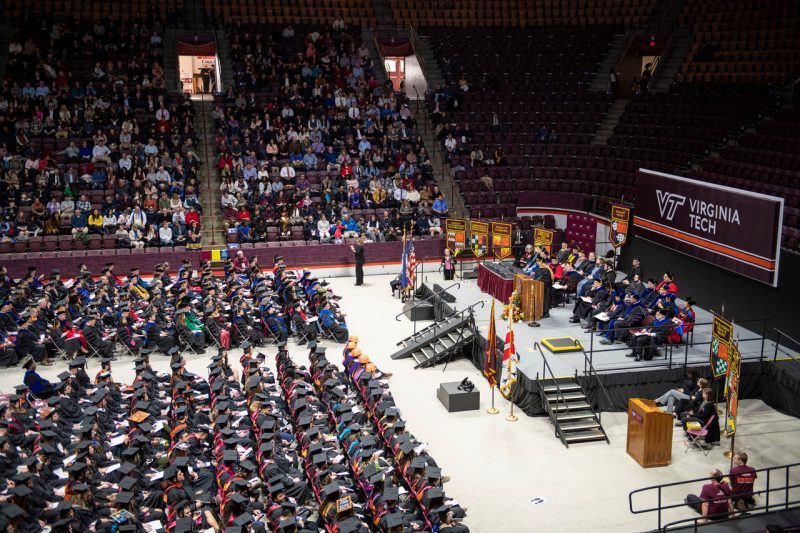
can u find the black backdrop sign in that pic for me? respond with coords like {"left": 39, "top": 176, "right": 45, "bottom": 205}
{"left": 633, "top": 169, "right": 784, "bottom": 286}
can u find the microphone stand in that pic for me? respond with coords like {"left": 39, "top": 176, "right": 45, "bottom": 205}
{"left": 527, "top": 283, "right": 540, "bottom": 328}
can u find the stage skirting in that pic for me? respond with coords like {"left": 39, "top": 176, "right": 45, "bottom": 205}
{"left": 477, "top": 263, "right": 515, "bottom": 303}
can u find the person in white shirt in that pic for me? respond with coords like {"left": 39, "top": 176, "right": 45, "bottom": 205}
{"left": 221, "top": 192, "right": 237, "bottom": 209}
{"left": 103, "top": 212, "right": 118, "bottom": 233}
{"left": 172, "top": 207, "right": 186, "bottom": 226}
{"left": 317, "top": 215, "right": 331, "bottom": 243}
{"left": 347, "top": 105, "right": 360, "bottom": 120}
{"left": 92, "top": 141, "right": 111, "bottom": 164}
{"left": 155, "top": 105, "right": 170, "bottom": 122}
{"left": 159, "top": 221, "right": 173, "bottom": 245}
{"left": 128, "top": 225, "right": 145, "bottom": 248}
{"left": 60, "top": 198, "right": 75, "bottom": 219}
{"left": 280, "top": 163, "right": 296, "bottom": 179}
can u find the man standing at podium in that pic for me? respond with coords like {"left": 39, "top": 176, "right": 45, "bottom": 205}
{"left": 532, "top": 256, "right": 553, "bottom": 318}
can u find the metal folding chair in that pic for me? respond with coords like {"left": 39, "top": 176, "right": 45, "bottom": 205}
{"left": 685, "top": 415, "right": 716, "bottom": 455}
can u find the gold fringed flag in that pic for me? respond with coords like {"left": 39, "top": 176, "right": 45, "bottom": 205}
{"left": 499, "top": 311, "right": 518, "bottom": 398}
{"left": 484, "top": 298, "right": 498, "bottom": 388}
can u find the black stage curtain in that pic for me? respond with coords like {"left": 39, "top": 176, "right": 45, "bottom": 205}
{"left": 416, "top": 284, "right": 456, "bottom": 321}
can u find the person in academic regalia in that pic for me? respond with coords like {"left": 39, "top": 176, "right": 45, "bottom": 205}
{"left": 21, "top": 357, "right": 53, "bottom": 398}
{"left": 16, "top": 314, "right": 51, "bottom": 365}
{"left": 319, "top": 302, "right": 348, "bottom": 343}
{"left": 0, "top": 331, "right": 19, "bottom": 367}
{"left": 82, "top": 314, "right": 114, "bottom": 357}
{"left": 569, "top": 279, "right": 608, "bottom": 324}
{"left": 531, "top": 256, "right": 553, "bottom": 318}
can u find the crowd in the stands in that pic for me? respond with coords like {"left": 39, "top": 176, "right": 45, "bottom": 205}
{"left": 0, "top": 14, "right": 203, "bottom": 251}
{"left": 214, "top": 21, "right": 449, "bottom": 244}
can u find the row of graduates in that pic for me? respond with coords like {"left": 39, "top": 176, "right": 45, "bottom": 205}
{"left": 569, "top": 278, "right": 696, "bottom": 361}
{"left": 221, "top": 252, "right": 350, "bottom": 346}
{"left": 337, "top": 338, "right": 469, "bottom": 532}
{"left": 0, "top": 349, "right": 222, "bottom": 533}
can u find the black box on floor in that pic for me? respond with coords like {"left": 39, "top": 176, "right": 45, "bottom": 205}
{"left": 437, "top": 382, "right": 480, "bottom": 412}
{"left": 403, "top": 301, "right": 435, "bottom": 321}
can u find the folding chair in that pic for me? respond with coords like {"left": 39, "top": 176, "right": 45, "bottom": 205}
{"left": 685, "top": 415, "right": 716, "bottom": 455}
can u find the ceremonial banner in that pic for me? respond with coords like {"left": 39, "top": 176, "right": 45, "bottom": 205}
{"left": 446, "top": 218, "right": 467, "bottom": 255}
{"left": 399, "top": 233, "right": 416, "bottom": 293}
{"left": 499, "top": 312, "right": 518, "bottom": 399}
{"left": 483, "top": 299, "right": 498, "bottom": 388}
{"left": 609, "top": 204, "right": 631, "bottom": 248}
{"left": 469, "top": 220, "right": 490, "bottom": 257}
{"left": 725, "top": 341, "right": 742, "bottom": 435}
{"left": 491, "top": 222, "right": 513, "bottom": 259}
{"left": 533, "top": 227, "right": 554, "bottom": 254}
{"left": 634, "top": 169, "right": 784, "bottom": 286}
{"left": 710, "top": 314, "right": 733, "bottom": 378}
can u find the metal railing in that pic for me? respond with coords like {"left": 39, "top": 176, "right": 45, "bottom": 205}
{"left": 573, "top": 340, "right": 618, "bottom": 423}
{"left": 611, "top": 29, "right": 636, "bottom": 72}
{"left": 582, "top": 317, "right": 769, "bottom": 374}
{"left": 533, "top": 342, "right": 572, "bottom": 447}
{"left": 629, "top": 462, "right": 800, "bottom": 531}
{"left": 408, "top": 24, "right": 429, "bottom": 86}
{"left": 773, "top": 328, "right": 800, "bottom": 369}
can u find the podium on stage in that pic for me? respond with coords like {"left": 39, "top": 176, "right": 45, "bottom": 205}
{"left": 514, "top": 274, "right": 543, "bottom": 322}
{"left": 626, "top": 398, "right": 673, "bottom": 468}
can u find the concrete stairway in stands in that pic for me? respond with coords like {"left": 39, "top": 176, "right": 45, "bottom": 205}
{"left": 592, "top": 98, "right": 630, "bottom": 145}
{"left": 0, "top": 23, "right": 13, "bottom": 80}
{"left": 370, "top": 0, "right": 397, "bottom": 28}
{"left": 650, "top": 26, "right": 693, "bottom": 92}
{"left": 361, "top": 28, "right": 388, "bottom": 85}
{"left": 414, "top": 109, "right": 466, "bottom": 218}
{"left": 589, "top": 31, "right": 634, "bottom": 93}
{"left": 162, "top": 29, "right": 180, "bottom": 93}
{"left": 195, "top": 97, "right": 224, "bottom": 248}
{"left": 215, "top": 28, "right": 234, "bottom": 93}
{"left": 413, "top": 35, "right": 446, "bottom": 90}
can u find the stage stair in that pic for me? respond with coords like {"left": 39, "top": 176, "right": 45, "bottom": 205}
{"left": 538, "top": 377, "right": 609, "bottom": 447}
{"left": 390, "top": 314, "right": 475, "bottom": 369}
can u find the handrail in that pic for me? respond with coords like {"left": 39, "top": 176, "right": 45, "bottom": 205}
{"left": 773, "top": 328, "right": 800, "bottom": 368}
{"left": 610, "top": 29, "right": 635, "bottom": 72}
{"left": 395, "top": 282, "right": 461, "bottom": 321}
{"left": 408, "top": 24, "right": 429, "bottom": 86}
{"left": 629, "top": 462, "right": 800, "bottom": 531}
{"left": 574, "top": 339, "right": 617, "bottom": 417}
{"left": 534, "top": 342, "right": 571, "bottom": 447}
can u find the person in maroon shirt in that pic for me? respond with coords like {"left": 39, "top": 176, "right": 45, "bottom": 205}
{"left": 687, "top": 469, "right": 733, "bottom": 521}
{"left": 729, "top": 452, "right": 758, "bottom": 510}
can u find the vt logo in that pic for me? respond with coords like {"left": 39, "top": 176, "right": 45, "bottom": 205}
{"left": 656, "top": 190, "right": 686, "bottom": 221}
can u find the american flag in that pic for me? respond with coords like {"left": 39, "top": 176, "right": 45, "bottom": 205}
{"left": 401, "top": 235, "right": 416, "bottom": 291}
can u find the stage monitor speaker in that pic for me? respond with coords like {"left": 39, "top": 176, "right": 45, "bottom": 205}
{"left": 432, "top": 284, "right": 457, "bottom": 303}
{"left": 437, "top": 382, "right": 480, "bottom": 412}
{"left": 403, "top": 300, "right": 435, "bottom": 321}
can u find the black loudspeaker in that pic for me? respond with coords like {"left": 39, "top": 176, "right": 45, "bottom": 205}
{"left": 403, "top": 301, "right": 435, "bottom": 321}
{"left": 432, "top": 284, "right": 457, "bottom": 303}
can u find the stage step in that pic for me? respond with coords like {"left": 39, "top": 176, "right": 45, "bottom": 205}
{"left": 564, "top": 429, "right": 608, "bottom": 443}
{"left": 391, "top": 314, "right": 470, "bottom": 361}
{"left": 536, "top": 376, "right": 610, "bottom": 448}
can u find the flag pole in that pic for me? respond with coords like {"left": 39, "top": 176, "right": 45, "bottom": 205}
{"left": 506, "top": 381, "right": 518, "bottom": 422}
{"left": 487, "top": 386, "right": 499, "bottom": 414}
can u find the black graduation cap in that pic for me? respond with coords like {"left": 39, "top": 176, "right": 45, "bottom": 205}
{"left": 13, "top": 385, "right": 28, "bottom": 394}
{"left": 163, "top": 465, "right": 177, "bottom": 480}
{"left": 411, "top": 457, "right": 427, "bottom": 469}
{"left": 427, "top": 487, "right": 445, "bottom": 503}
{"left": 118, "top": 462, "right": 135, "bottom": 475}
{"left": 134, "top": 401, "right": 150, "bottom": 411}
{"left": 312, "top": 453, "right": 327, "bottom": 466}
{"left": 121, "top": 447, "right": 140, "bottom": 458}
{"left": 10, "top": 485, "right": 31, "bottom": 498}
{"left": 267, "top": 483, "right": 285, "bottom": 495}
{"left": 173, "top": 456, "right": 189, "bottom": 469}
{"left": 222, "top": 450, "right": 238, "bottom": 463}
{"left": 1, "top": 504, "right": 25, "bottom": 519}
{"left": 322, "top": 482, "right": 340, "bottom": 498}
{"left": 240, "top": 460, "right": 257, "bottom": 472}
{"left": 170, "top": 361, "right": 183, "bottom": 370}
{"left": 338, "top": 518, "right": 361, "bottom": 533}
{"left": 216, "top": 414, "right": 230, "bottom": 425}
{"left": 57, "top": 371, "right": 71, "bottom": 381}
{"left": 384, "top": 513, "right": 404, "bottom": 529}
{"left": 394, "top": 420, "right": 406, "bottom": 429}
{"left": 259, "top": 442, "right": 274, "bottom": 454}
{"left": 277, "top": 517, "right": 297, "bottom": 532}
{"left": 69, "top": 356, "right": 87, "bottom": 367}
{"left": 399, "top": 441, "right": 415, "bottom": 455}
{"left": 426, "top": 467, "right": 442, "bottom": 479}
{"left": 119, "top": 477, "right": 137, "bottom": 491}
{"left": 116, "top": 491, "right": 134, "bottom": 505}
{"left": 381, "top": 486, "right": 399, "bottom": 502}
{"left": 246, "top": 376, "right": 261, "bottom": 389}
{"left": 296, "top": 414, "right": 312, "bottom": 426}
{"left": 233, "top": 512, "right": 253, "bottom": 527}
{"left": 227, "top": 492, "right": 248, "bottom": 504}
{"left": 240, "top": 341, "right": 252, "bottom": 349}
{"left": 173, "top": 518, "right": 193, "bottom": 533}
{"left": 72, "top": 483, "right": 90, "bottom": 493}
{"left": 68, "top": 462, "right": 87, "bottom": 473}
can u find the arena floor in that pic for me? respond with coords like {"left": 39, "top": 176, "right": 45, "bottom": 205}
{"left": 3, "top": 271, "right": 799, "bottom": 532}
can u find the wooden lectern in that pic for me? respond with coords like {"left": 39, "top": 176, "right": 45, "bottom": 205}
{"left": 514, "top": 274, "right": 543, "bottom": 322}
{"left": 626, "top": 398, "right": 673, "bottom": 468}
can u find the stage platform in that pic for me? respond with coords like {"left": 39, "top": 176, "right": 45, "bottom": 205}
{"left": 416, "top": 262, "right": 800, "bottom": 416}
